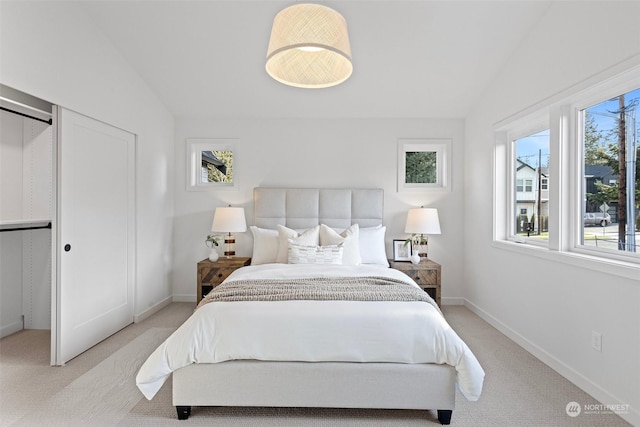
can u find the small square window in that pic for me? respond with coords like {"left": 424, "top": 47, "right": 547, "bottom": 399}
{"left": 397, "top": 139, "right": 451, "bottom": 191}
{"left": 186, "top": 138, "right": 238, "bottom": 191}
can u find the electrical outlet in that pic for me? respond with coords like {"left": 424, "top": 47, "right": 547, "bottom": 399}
{"left": 591, "top": 331, "right": 602, "bottom": 352}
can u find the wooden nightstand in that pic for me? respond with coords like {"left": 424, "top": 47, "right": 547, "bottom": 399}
{"left": 197, "top": 257, "right": 251, "bottom": 303}
{"left": 388, "top": 259, "right": 442, "bottom": 307}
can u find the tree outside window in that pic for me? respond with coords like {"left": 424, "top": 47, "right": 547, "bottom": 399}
{"left": 582, "top": 88, "right": 639, "bottom": 253}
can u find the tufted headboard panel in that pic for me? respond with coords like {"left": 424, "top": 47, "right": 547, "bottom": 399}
{"left": 253, "top": 188, "right": 383, "bottom": 230}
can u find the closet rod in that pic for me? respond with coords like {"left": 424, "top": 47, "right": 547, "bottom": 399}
{"left": 0, "top": 106, "right": 52, "bottom": 125}
{"left": 0, "top": 222, "right": 52, "bottom": 233}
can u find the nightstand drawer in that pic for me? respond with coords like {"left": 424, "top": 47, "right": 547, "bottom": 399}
{"left": 200, "top": 266, "right": 237, "bottom": 286}
{"left": 408, "top": 269, "right": 438, "bottom": 287}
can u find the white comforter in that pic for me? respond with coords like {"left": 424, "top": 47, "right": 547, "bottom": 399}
{"left": 136, "top": 264, "right": 484, "bottom": 401}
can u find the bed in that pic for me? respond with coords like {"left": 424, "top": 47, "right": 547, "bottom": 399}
{"left": 136, "top": 188, "right": 484, "bottom": 425}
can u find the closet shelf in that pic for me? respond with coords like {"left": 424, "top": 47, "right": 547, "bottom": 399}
{"left": 0, "top": 219, "right": 51, "bottom": 232}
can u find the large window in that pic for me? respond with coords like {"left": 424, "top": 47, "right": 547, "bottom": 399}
{"left": 494, "top": 65, "right": 639, "bottom": 270}
{"left": 580, "top": 88, "right": 639, "bottom": 254}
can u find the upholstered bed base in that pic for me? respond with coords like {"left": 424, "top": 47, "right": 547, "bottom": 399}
{"left": 173, "top": 360, "right": 455, "bottom": 424}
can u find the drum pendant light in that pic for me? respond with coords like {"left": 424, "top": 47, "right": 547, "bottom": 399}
{"left": 266, "top": 3, "right": 352, "bottom": 89}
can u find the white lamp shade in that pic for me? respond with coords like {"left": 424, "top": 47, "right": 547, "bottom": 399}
{"left": 404, "top": 208, "right": 441, "bottom": 235}
{"left": 211, "top": 207, "right": 247, "bottom": 233}
{"left": 266, "top": 3, "right": 352, "bottom": 88}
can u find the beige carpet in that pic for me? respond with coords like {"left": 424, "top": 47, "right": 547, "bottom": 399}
{"left": 8, "top": 328, "right": 173, "bottom": 427}
{"left": 0, "top": 303, "right": 631, "bottom": 426}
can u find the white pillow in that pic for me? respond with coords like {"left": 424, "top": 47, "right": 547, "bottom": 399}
{"left": 319, "top": 224, "right": 361, "bottom": 265}
{"left": 359, "top": 225, "right": 389, "bottom": 267}
{"left": 276, "top": 224, "right": 320, "bottom": 263}
{"left": 250, "top": 226, "right": 279, "bottom": 265}
{"left": 288, "top": 242, "right": 343, "bottom": 265}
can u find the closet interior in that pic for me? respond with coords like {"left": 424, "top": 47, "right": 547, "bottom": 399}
{"left": 0, "top": 85, "right": 54, "bottom": 338}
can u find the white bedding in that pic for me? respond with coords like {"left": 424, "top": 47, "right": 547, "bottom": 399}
{"left": 136, "top": 264, "right": 484, "bottom": 401}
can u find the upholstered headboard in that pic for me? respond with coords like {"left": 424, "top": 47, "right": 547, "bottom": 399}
{"left": 253, "top": 188, "right": 383, "bottom": 230}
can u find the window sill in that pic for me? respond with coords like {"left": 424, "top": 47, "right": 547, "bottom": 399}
{"left": 492, "top": 240, "right": 639, "bottom": 281}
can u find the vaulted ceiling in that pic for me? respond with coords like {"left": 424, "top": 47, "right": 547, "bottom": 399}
{"left": 79, "top": 0, "right": 552, "bottom": 119}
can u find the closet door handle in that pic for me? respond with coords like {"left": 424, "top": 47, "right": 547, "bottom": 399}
{"left": 64, "top": 244, "right": 71, "bottom": 252}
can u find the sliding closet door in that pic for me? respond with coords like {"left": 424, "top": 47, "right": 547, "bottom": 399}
{"left": 55, "top": 108, "right": 135, "bottom": 365}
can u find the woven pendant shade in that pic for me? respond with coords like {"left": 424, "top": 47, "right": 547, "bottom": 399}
{"left": 266, "top": 3, "right": 352, "bottom": 88}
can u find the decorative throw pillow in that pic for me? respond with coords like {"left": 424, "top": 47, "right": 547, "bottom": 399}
{"left": 319, "top": 223, "right": 361, "bottom": 265}
{"left": 276, "top": 224, "right": 320, "bottom": 263}
{"left": 359, "top": 225, "right": 389, "bottom": 267}
{"left": 288, "top": 242, "right": 344, "bottom": 265}
{"left": 250, "top": 226, "right": 279, "bottom": 265}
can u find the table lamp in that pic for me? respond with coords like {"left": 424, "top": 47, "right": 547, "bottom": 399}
{"left": 211, "top": 206, "right": 247, "bottom": 259}
{"left": 404, "top": 207, "right": 441, "bottom": 262}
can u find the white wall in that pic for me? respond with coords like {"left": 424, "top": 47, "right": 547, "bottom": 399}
{"left": 0, "top": 1, "right": 175, "bottom": 320}
{"left": 464, "top": 2, "right": 640, "bottom": 425}
{"left": 173, "top": 118, "right": 466, "bottom": 302}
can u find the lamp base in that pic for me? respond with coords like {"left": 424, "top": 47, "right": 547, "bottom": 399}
{"left": 224, "top": 234, "right": 236, "bottom": 258}
{"left": 419, "top": 240, "right": 428, "bottom": 259}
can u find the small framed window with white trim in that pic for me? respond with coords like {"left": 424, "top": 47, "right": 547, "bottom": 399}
{"left": 397, "top": 139, "right": 451, "bottom": 191}
{"left": 186, "top": 138, "right": 237, "bottom": 191}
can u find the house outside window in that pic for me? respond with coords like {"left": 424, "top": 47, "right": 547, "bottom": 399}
{"left": 514, "top": 129, "right": 550, "bottom": 241}
{"left": 201, "top": 150, "right": 233, "bottom": 184}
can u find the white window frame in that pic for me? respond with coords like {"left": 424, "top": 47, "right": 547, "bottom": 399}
{"left": 568, "top": 76, "right": 639, "bottom": 263}
{"left": 496, "top": 112, "right": 549, "bottom": 247}
{"left": 493, "top": 60, "right": 640, "bottom": 280}
{"left": 186, "top": 138, "right": 238, "bottom": 191}
{"left": 397, "top": 139, "right": 452, "bottom": 192}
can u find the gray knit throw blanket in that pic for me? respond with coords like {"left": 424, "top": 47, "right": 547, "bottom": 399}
{"left": 197, "top": 276, "right": 436, "bottom": 310}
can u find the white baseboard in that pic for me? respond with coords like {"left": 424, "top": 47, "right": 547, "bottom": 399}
{"left": 134, "top": 295, "right": 172, "bottom": 323}
{"left": 463, "top": 299, "right": 639, "bottom": 427}
{"left": 0, "top": 319, "right": 24, "bottom": 339}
